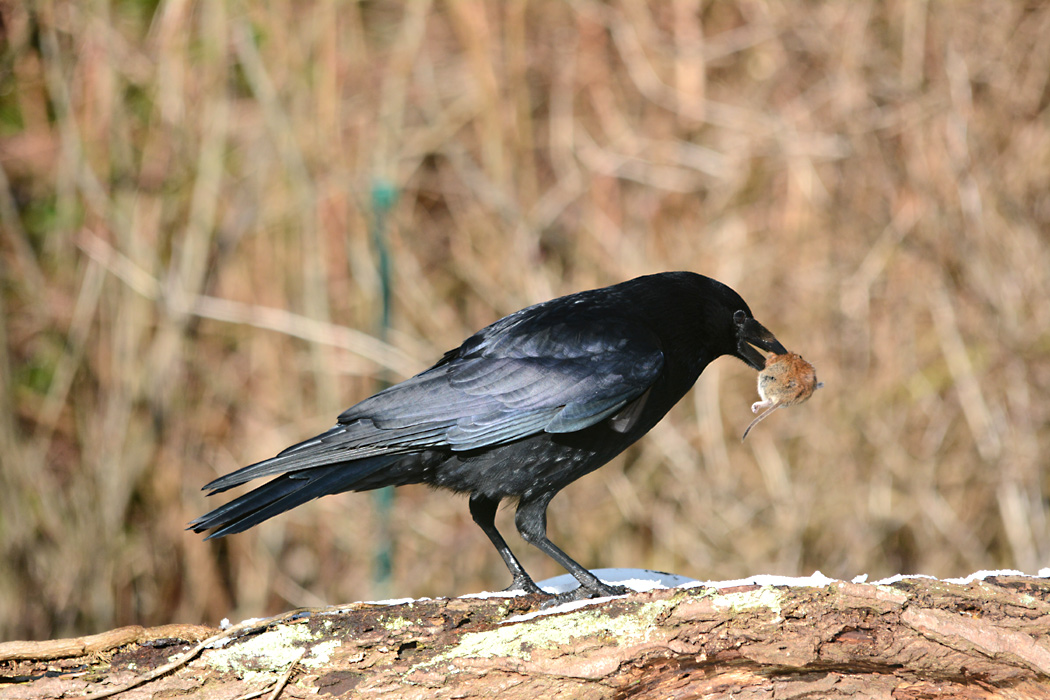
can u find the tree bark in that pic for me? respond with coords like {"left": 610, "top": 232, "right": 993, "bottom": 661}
{"left": 3, "top": 575, "right": 1050, "bottom": 699}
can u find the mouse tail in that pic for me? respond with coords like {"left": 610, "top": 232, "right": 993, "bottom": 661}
{"left": 741, "top": 403, "right": 783, "bottom": 441}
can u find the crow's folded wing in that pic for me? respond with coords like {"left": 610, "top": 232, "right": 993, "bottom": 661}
{"left": 203, "top": 319, "right": 663, "bottom": 492}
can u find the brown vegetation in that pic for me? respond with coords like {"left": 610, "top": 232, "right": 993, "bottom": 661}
{"left": 1, "top": 1, "right": 1048, "bottom": 641}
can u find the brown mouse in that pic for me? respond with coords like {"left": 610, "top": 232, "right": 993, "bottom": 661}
{"left": 742, "top": 352, "right": 823, "bottom": 440}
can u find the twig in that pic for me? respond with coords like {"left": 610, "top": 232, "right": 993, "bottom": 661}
{"left": 79, "top": 617, "right": 275, "bottom": 699}
{"left": 74, "top": 229, "right": 422, "bottom": 379}
{"left": 233, "top": 690, "right": 270, "bottom": 700}
{"left": 266, "top": 649, "right": 306, "bottom": 700}
{"left": 227, "top": 647, "right": 305, "bottom": 700}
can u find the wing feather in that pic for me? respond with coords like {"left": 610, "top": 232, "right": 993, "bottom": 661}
{"left": 343, "top": 318, "right": 665, "bottom": 450}
{"left": 208, "top": 316, "right": 665, "bottom": 491}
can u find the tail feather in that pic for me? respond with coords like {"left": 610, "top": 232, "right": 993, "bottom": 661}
{"left": 189, "top": 455, "right": 398, "bottom": 538}
{"left": 202, "top": 443, "right": 353, "bottom": 494}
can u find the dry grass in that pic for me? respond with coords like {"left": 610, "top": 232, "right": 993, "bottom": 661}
{"left": 2, "top": 0, "right": 1049, "bottom": 640}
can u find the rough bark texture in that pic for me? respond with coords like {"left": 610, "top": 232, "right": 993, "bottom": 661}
{"left": 3, "top": 576, "right": 1050, "bottom": 699}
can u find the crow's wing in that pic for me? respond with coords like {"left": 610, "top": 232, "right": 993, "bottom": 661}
{"left": 347, "top": 316, "right": 664, "bottom": 444}
{"left": 203, "top": 318, "right": 664, "bottom": 493}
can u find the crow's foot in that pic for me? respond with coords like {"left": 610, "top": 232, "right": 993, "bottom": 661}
{"left": 539, "top": 582, "right": 631, "bottom": 608}
{"left": 503, "top": 575, "right": 545, "bottom": 596}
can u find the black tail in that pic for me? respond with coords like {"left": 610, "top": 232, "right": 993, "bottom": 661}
{"left": 189, "top": 454, "right": 398, "bottom": 539}
{"left": 200, "top": 425, "right": 359, "bottom": 495}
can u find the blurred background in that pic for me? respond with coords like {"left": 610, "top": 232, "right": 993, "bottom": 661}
{"left": 2, "top": 0, "right": 1049, "bottom": 641}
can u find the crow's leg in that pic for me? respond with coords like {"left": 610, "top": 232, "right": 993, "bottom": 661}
{"left": 514, "top": 493, "right": 630, "bottom": 601}
{"left": 469, "top": 493, "right": 543, "bottom": 594}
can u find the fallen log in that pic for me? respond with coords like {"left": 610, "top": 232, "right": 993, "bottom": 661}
{"left": 2, "top": 572, "right": 1049, "bottom": 699}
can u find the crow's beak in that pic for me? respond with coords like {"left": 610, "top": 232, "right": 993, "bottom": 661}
{"left": 734, "top": 310, "right": 788, "bottom": 370}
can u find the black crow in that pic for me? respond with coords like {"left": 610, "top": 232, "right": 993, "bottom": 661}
{"left": 190, "top": 271, "right": 787, "bottom": 600}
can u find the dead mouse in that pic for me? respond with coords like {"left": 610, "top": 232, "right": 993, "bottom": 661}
{"left": 742, "top": 352, "right": 823, "bottom": 440}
